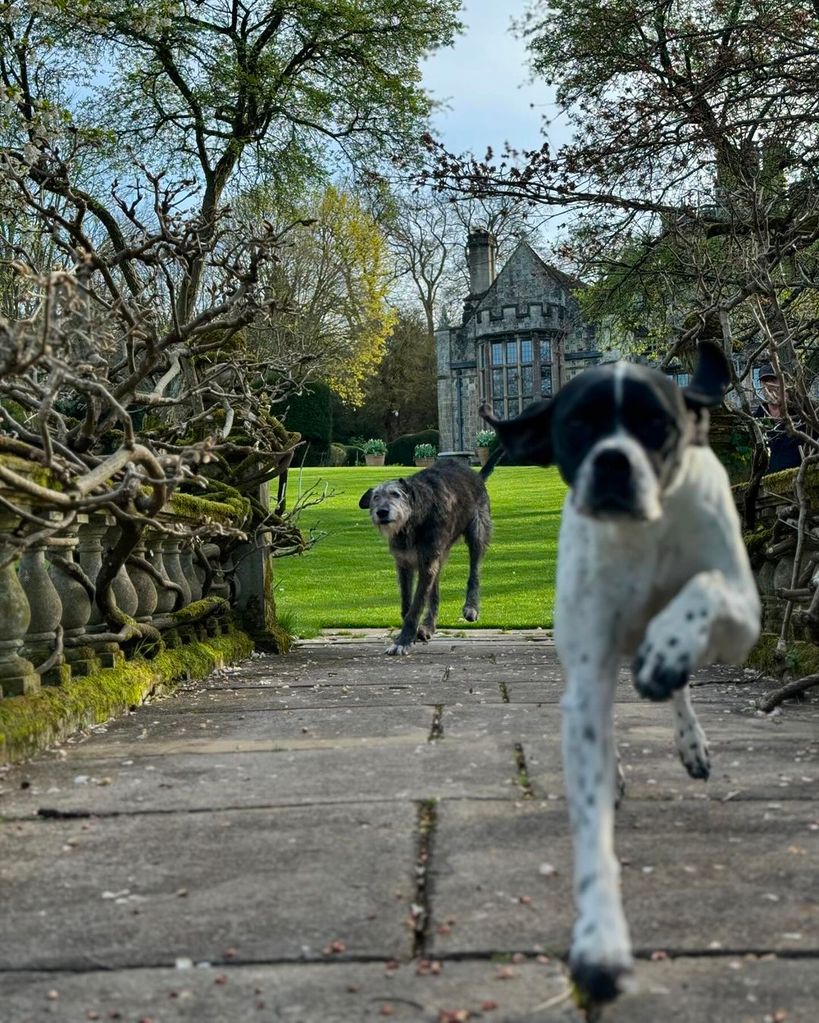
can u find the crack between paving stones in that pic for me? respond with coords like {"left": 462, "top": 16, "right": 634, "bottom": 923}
{"left": 497, "top": 679, "right": 510, "bottom": 703}
{"left": 4, "top": 948, "right": 819, "bottom": 976}
{"left": 428, "top": 704, "right": 444, "bottom": 742}
{"left": 513, "top": 742, "right": 535, "bottom": 799}
{"left": 411, "top": 799, "right": 437, "bottom": 959}
{"left": 5, "top": 788, "right": 809, "bottom": 825}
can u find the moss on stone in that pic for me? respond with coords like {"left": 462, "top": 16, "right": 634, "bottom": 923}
{"left": 167, "top": 488, "right": 249, "bottom": 527}
{"left": 162, "top": 595, "right": 229, "bottom": 626}
{"left": 761, "top": 464, "right": 819, "bottom": 505}
{"left": 0, "top": 627, "right": 254, "bottom": 764}
{"left": 746, "top": 632, "right": 819, "bottom": 678}
{"left": 744, "top": 523, "right": 775, "bottom": 566}
{"left": 0, "top": 452, "right": 62, "bottom": 491}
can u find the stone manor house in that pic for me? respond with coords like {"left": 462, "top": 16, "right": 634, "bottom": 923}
{"left": 436, "top": 231, "right": 601, "bottom": 452}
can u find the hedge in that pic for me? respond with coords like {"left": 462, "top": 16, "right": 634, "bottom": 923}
{"left": 386, "top": 429, "right": 440, "bottom": 466}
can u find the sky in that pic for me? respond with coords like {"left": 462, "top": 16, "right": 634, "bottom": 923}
{"left": 420, "top": 0, "right": 567, "bottom": 157}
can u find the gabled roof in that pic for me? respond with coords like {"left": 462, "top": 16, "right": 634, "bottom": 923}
{"left": 463, "top": 240, "right": 583, "bottom": 328}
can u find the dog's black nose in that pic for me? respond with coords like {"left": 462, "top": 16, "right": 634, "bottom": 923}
{"left": 376, "top": 508, "right": 390, "bottom": 521}
{"left": 594, "top": 448, "right": 632, "bottom": 482}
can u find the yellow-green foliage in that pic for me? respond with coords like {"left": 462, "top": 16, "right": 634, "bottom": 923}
{"left": 286, "top": 185, "right": 397, "bottom": 406}
{"left": 0, "top": 629, "right": 254, "bottom": 764}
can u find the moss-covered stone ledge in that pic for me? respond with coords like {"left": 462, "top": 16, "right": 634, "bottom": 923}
{"left": 0, "top": 626, "right": 254, "bottom": 765}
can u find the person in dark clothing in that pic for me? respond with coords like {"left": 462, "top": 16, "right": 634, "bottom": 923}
{"left": 754, "top": 363, "right": 804, "bottom": 473}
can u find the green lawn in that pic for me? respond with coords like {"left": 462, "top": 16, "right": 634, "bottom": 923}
{"left": 273, "top": 465, "right": 566, "bottom": 634}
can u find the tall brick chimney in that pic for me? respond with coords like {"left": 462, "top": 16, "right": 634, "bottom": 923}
{"left": 466, "top": 229, "right": 498, "bottom": 295}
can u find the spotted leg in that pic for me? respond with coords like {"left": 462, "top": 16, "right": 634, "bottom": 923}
{"left": 672, "top": 685, "right": 710, "bottom": 780}
{"left": 561, "top": 653, "right": 633, "bottom": 1002}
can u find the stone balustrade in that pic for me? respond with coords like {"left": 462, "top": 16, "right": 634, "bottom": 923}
{"left": 0, "top": 458, "right": 252, "bottom": 699}
{"left": 740, "top": 465, "right": 819, "bottom": 639}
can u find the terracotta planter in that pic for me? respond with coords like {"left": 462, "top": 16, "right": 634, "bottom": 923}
{"left": 364, "top": 453, "right": 385, "bottom": 466}
{"left": 476, "top": 446, "right": 491, "bottom": 466}
{"left": 414, "top": 457, "right": 435, "bottom": 468}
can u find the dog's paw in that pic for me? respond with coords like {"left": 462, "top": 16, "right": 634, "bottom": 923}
{"left": 416, "top": 624, "right": 434, "bottom": 642}
{"left": 633, "top": 642, "right": 690, "bottom": 701}
{"left": 675, "top": 719, "right": 711, "bottom": 780}
{"left": 570, "top": 955, "right": 633, "bottom": 1005}
{"left": 385, "top": 641, "right": 412, "bottom": 656}
{"left": 462, "top": 604, "right": 479, "bottom": 622}
{"left": 634, "top": 604, "right": 712, "bottom": 701}
{"left": 568, "top": 892, "right": 633, "bottom": 1002}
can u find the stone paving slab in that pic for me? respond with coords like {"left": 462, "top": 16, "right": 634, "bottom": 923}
{"left": 1, "top": 960, "right": 574, "bottom": 1023}
{"left": 2, "top": 638, "right": 818, "bottom": 1022}
{"left": 0, "top": 739, "right": 525, "bottom": 818}
{"left": 69, "top": 705, "right": 437, "bottom": 757}
{"left": 4, "top": 955, "right": 818, "bottom": 1022}
{"left": 177, "top": 678, "right": 508, "bottom": 709}
{"left": 428, "top": 798, "right": 819, "bottom": 958}
{"left": 0, "top": 803, "right": 416, "bottom": 971}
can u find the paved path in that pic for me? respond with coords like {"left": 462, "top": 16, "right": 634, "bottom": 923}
{"left": 1, "top": 633, "right": 818, "bottom": 1022}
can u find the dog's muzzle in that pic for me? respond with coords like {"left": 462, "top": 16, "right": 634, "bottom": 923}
{"left": 588, "top": 449, "right": 639, "bottom": 517}
{"left": 574, "top": 440, "right": 662, "bottom": 522}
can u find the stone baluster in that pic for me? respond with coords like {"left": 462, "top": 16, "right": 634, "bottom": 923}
{"left": 78, "top": 514, "right": 111, "bottom": 628}
{"left": 0, "top": 514, "right": 40, "bottom": 697}
{"left": 147, "top": 532, "right": 177, "bottom": 614}
{"left": 128, "top": 536, "right": 158, "bottom": 622}
{"left": 180, "top": 543, "right": 203, "bottom": 603}
{"left": 159, "top": 534, "right": 192, "bottom": 646}
{"left": 19, "top": 531, "right": 65, "bottom": 686}
{"left": 206, "top": 543, "right": 231, "bottom": 602}
{"left": 106, "top": 525, "right": 139, "bottom": 621}
{"left": 47, "top": 517, "right": 97, "bottom": 678}
{"left": 161, "top": 535, "right": 191, "bottom": 608}
{"left": 77, "top": 513, "right": 122, "bottom": 667}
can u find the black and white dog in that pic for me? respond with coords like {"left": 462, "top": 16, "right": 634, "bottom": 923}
{"left": 359, "top": 459, "right": 493, "bottom": 655}
{"left": 483, "top": 341, "right": 760, "bottom": 1003}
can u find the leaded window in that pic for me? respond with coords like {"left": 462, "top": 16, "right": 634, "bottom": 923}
{"left": 483, "top": 335, "right": 550, "bottom": 415}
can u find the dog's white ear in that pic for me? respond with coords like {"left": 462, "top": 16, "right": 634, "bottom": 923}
{"left": 683, "top": 340, "right": 731, "bottom": 408}
{"left": 480, "top": 400, "right": 554, "bottom": 466}
{"left": 359, "top": 488, "right": 374, "bottom": 509}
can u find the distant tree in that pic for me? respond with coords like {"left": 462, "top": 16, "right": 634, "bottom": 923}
{"left": 243, "top": 185, "right": 397, "bottom": 406}
{"left": 384, "top": 187, "right": 544, "bottom": 334}
{"left": 334, "top": 308, "right": 437, "bottom": 443}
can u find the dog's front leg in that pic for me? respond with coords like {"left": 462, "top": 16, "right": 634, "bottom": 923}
{"left": 396, "top": 564, "right": 414, "bottom": 621}
{"left": 633, "top": 569, "right": 760, "bottom": 701}
{"left": 672, "top": 684, "right": 710, "bottom": 779}
{"left": 386, "top": 558, "right": 439, "bottom": 655}
{"left": 418, "top": 577, "right": 440, "bottom": 642}
{"left": 561, "top": 654, "right": 633, "bottom": 1002}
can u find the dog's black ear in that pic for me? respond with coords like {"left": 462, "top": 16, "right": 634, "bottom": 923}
{"left": 683, "top": 340, "right": 731, "bottom": 409}
{"left": 479, "top": 400, "right": 554, "bottom": 466}
{"left": 358, "top": 488, "right": 374, "bottom": 509}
